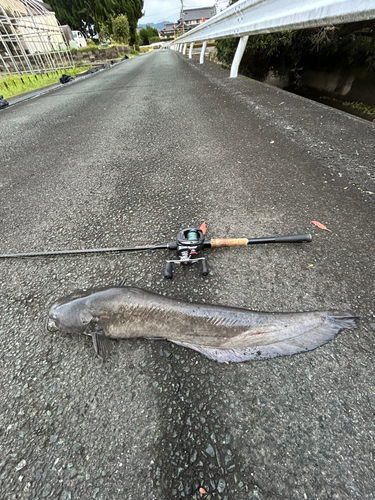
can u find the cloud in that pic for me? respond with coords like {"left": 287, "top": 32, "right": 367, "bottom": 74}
{"left": 139, "top": 0, "right": 216, "bottom": 25}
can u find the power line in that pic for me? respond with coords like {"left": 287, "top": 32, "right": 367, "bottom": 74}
{"left": 140, "top": 7, "right": 181, "bottom": 20}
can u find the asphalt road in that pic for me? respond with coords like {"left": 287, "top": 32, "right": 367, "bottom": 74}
{"left": 0, "top": 50, "right": 374, "bottom": 500}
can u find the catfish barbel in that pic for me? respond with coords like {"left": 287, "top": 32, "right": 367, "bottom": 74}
{"left": 47, "top": 286, "right": 358, "bottom": 362}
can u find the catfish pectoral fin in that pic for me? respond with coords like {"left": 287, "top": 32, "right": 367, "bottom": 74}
{"left": 92, "top": 331, "right": 112, "bottom": 361}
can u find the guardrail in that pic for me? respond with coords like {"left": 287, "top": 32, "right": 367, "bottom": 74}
{"left": 170, "top": 0, "right": 375, "bottom": 77}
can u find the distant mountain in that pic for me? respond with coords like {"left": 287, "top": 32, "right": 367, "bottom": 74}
{"left": 138, "top": 21, "right": 173, "bottom": 31}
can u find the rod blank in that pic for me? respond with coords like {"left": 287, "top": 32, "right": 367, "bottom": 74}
{"left": 0, "top": 244, "right": 169, "bottom": 259}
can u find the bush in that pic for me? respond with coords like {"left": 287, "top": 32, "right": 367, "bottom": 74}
{"left": 112, "top": 14, "right": 130, "bottom": 44}
{"left": 216, "top": 30, "right": 298, "bottom": 81}
{"left": 70, "top": 45, "right": 99, "bottom": 53}
{"left": 139, "top": 25, "right": 158, "bottom": 45}
{"left": 149, "top": 36, "right": 161, "bottom": 44}
{"left": 215, "top": 0, "right": 375, "bottom": 86}
{"left": 98, "top": 21, "right": 111, "bottom": 43}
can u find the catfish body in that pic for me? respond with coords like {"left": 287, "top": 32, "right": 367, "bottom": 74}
{"left": 47, "top": 286, "right": 358, "bottom": 362}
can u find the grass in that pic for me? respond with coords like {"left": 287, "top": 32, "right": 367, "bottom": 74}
{"left": 69, "top": 42, "right": 130, "bottom": 52}
{"left": 0, "top": 66, "right": 92, "bottom": 100}
{"left": 320, "top": 96, "right": 375, "bottom": 116}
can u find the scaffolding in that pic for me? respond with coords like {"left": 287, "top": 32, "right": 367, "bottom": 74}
{"left": 0, "top": 0, "right": 73, "bottom": 78}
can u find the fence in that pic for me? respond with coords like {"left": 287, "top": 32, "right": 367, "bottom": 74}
{"left": 0, "top": 0, "right": 73, "bottom": 78}
{"left": 170, "top": 0, "right": 375, "bottom": 77}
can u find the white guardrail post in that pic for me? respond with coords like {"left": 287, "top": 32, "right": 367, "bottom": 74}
{"left": 189, "top": 42, "right": 194, "bottom": 58}
{"left": 200, "top": 40, "right": 208, "bottom": 64}
{"left": 183, "top": 43, "right": 187, "bottom": 55}
{"left": 230, "top": 35, "right": 249, "bottom": 78}
{"left": 170, "top": 0, "right": 375, "bottom": 77}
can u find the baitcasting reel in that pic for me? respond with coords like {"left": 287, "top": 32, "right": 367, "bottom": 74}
{"left": 164, "top": 227, "right": 207, "bottom": 279}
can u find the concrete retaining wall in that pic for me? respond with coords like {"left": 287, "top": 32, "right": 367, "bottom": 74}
{"left": 71, "top": 45, "right": 131, "bottom": 66}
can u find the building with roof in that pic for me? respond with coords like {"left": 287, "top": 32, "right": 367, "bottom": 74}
{"left": 176, "top": 6, "right": 216, "bottom": 33}
{"left": 159, "top": 6, "right": 216, "bottom": 39}
{"left": 159, "top": 22, "right": 175, "bottom": 39}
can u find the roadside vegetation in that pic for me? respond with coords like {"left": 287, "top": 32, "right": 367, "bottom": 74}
{"left": 0, "top": 0, "right": 149, "bottom": 101}
{"left": 215, "top": 0, "right": 375, "bottom": 118}
{"left": 318, "top": 96, "right": 375, "bottom": 117}
{"left": 0, "top": 44, "right": 153, "bottom": 100}
{"left": 69, "top": 39, "right": 130, "bottom": 52}
{"left": 47, "top": 0, "right": 143, "bottom": 47}
{"left": 139, "top": 25, "right": 160, "bottom": 45}
{"left": 0, "top": 67, "right": 92, "bottom": 100}
{"left": 216, "top": 19, "right": 375, "bottom": 86}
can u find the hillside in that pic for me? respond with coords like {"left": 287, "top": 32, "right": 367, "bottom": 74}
{"left": 138, "top": 21, "right": 173, "bottom": 31}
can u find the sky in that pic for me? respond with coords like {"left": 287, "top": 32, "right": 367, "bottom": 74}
{"left": 139, "top": 1, "right": 224, "bottom": 26}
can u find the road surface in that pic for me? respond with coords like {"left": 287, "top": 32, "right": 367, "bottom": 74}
{"left": 0, "top": 50, "right": 374, "bottom": 500}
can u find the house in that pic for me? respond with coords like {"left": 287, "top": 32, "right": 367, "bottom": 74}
{"left": 176, "top": 6, "right": 216, "bottom": 33}
{"left": 159, "top": 6, "right": 216, "bottom": 39}
{"left": 159, "top": 23, "right": 176, "bottom": 39}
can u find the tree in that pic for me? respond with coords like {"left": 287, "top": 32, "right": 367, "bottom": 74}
{"left": 47, "top": 0, "right": 143, "bottom": 43}
{"left": 113, "top": 0, "right": 144, "bottom": 46}
{"left": 139, "top": 25, "right": 158, "bottom": 45}
{"left": 112, "top": 14, "right": 130, "bottom": 43}
{"left": 47, "top": 0, "right": 80, "bottom": 29}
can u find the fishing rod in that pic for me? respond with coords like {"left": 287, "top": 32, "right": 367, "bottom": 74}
{"left": 0, "top": 223, "right": 312, "bottom": 278}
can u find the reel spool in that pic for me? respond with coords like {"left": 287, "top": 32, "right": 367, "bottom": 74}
{"left": 164, "top": 227, "right": 207, "bottom": 279}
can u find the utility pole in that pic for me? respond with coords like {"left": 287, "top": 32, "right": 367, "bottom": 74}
{"left": 181, "top": 0, "right": 185, "bottom": 34}
{"left": 215, "top": 0, "right": 228, "bottom": 14}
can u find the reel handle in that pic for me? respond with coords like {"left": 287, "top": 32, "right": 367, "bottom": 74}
{"left": 164, "top": 261, "right": 173, "bottom": 279}
{"left": 201, "top": 259, "right": 208, "bottom": 276}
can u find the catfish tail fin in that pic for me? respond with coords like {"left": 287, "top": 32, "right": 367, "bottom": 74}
{"left": 328, "top": 309, "right": 359, "bottom": 329}
{"left": 171, "top": 310, "right": 359, "bottom": 363}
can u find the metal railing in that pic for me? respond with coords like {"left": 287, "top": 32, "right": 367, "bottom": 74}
{"left": 170, "top": 0, "right": 375, "bottom": 77}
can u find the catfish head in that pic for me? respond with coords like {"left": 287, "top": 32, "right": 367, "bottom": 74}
{"left": 47, "top": 289, "right": 95, "bottom": 334}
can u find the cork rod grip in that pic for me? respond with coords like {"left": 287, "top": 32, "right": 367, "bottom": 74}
{"left": 210, "top": 238, "right": 248, "bottom": 248}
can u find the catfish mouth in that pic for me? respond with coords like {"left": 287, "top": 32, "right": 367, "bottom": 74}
{"left": 47, "top": 317, "right": 59, "bottom": 332}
